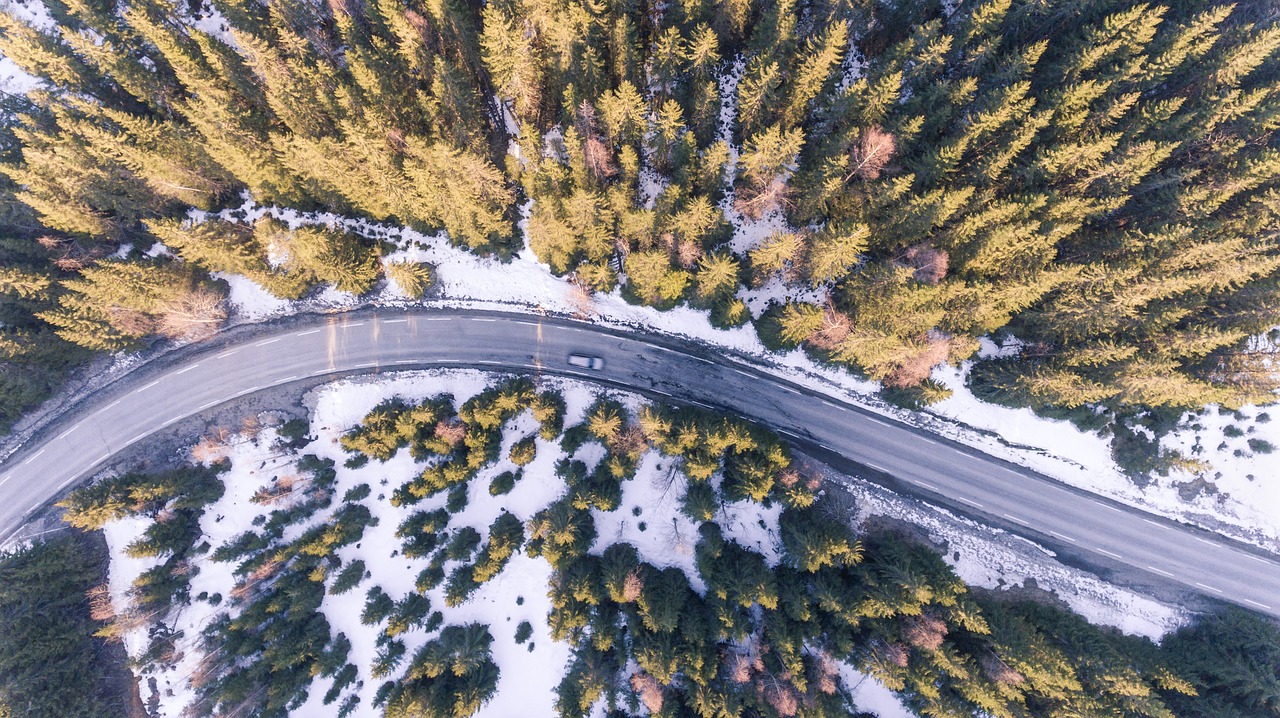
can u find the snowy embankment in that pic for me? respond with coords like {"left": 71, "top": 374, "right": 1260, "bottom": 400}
{"left": 98, "top": 370, "right": 1185, "bottom": 718}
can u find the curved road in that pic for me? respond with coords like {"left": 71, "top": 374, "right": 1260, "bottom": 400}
{"left": 0, "top": 310, "right": 1276, "bottom": 616}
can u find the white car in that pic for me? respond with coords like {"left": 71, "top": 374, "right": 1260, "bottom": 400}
{"left": 567, "top": 354, "right": 605, "bottom": 370}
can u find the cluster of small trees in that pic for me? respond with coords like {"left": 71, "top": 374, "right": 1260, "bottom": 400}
{"left": 151, "top": 218, "right": 386, "bottom": 298}
{"left": 541, "top": 479, "right": 1269, "bottom": 718}
{"left": 339, "top": 379, "right": 563, "bottom": 506}
{"left": 59, "top": 465, "right": 225, "bottom": 616}
{"left": 190, "top": 452, "right": 370, "bottom": 717}
{"left": 489, "top": 0, "right": 1280, "bottom": 415}
{"left": 52, "top": 447, "right": 372, "bottom": 716}
{"left": 383, "top": 624, "right": 500, "bottom": 718}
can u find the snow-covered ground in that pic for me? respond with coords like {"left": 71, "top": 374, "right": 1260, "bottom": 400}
{"left": 97, "top": 370, "right": 1186, "bottom": 718}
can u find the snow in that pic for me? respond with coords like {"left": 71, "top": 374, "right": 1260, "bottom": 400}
{"left": 0, "top": 56, "right": 41, "bottom": 94}
{"left": 591, "top": 448, "right": 707, "bottom": 592}
{"left": 976, "top": 335, "right": 1023, "bottom": 359}
{"left": 145, "top": 242, "right": 173, "bottom": 258}
{"left": 837, "top": 45, "right": 867, "bottom": 94}
{"left": 840, "top": 665, "right": 916, "bottom": 718}
{"left": 189, "top": 2, "right": 238, "bottom": 49}
{"left": 213, "top": 271, "right": 291, "bottom": 319}
{"left": 92, "top": 370, "right": 1203, "bottom": 718}
{"left": 1158, "top": 404, "right": 1280, "bottom": 540}
{"left": 738, "top": 275, "right": 827, "bottom": 319}
{"left": 931, "top": 360, "right": 1280, "bottom": 552}
{"left": 100, "top": 431, "right": 303, "bottom": 715}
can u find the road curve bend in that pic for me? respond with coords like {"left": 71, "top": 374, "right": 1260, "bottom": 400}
{"left": 0, "top": 309, "right": 1276, "bottom": 616}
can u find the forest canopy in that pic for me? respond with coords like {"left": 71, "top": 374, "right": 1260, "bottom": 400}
{"left": 1, "top": 0, "right": 1278, "bottom": 429}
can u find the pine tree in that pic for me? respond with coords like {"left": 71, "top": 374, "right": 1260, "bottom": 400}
{"left": 781, "top": 20, "right": 848, "bottom": 128}
{"left": 386, "top": 261, "right": 435, "bottom": 299}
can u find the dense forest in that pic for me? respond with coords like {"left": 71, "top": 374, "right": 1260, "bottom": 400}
{"left": 1, "top": 0, "right": 1279, "bottom": 432}
{"left": 0, "top": 532, "right": 132, "bottom": 717}
{"left": 39, "top": 377, "right": 1280, "bottom": 717}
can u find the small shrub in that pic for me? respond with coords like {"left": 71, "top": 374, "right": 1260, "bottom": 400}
{"left": 1247, "top": 438, "right": 1274, "bottom": 454}
{"left": 1223, "top": 425, "right": 1244, "bottom": 438}
{"left": 446, "top": 482, "right": 469, "bottom": 513}
{"left": 489, "top": 470, "right": 520, "bottom": 496}
{"left": 343, "top": 483, "right": 372, "bottom": 503}
{"left": 509, "top": 436, "right": 537, "bottom": 466}
{"left": 445, "top": 565, "right": 479, "bottom": 607}
{"left": 515, "top": 621, "right": 533, "bottom": 644}
{"left": 882, "top": 379, "right": 953, "bottom": 409}
{"left": 753, "top": 304, "right": 795, "bottom": 351}
{"left": 331, "top": 560, "right": 367, "bottom": 595}
{"left": 361, "top": 586, "right": 394, "bottom": 625}
{"left": 416, "top": 564, "right": 445, "bottom": 592}
{"left": 385, "top": 261, "right": 435, "bottom": 299}
{"left": 710, "top": 297, "right": 751, "bottom": 328}
{"left": 681, "top": 481, "right": 718, "bottom": 522}
{"left": 424, "top": 611, "right": 443, "bottom": 633}
{"left": 446, "top": 527, "right": 482, "bottom": 561}
{"left": 371, "top": 638, "right": 406, "bottom": 678}
{"left": 323, "top": 664, "right": 358, "bottom": 705}
{"left": 386, "top": 593, "right": 432, "bottom": 637}
{"left": 276, "top": 417, "right": 310, "bottom": 447}
{"left": 560, "top": 424, "right": 591, "bottom": 455}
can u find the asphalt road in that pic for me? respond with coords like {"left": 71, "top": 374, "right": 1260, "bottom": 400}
{"left": 1, "top": 309, "right": 1276, "bottom": 616}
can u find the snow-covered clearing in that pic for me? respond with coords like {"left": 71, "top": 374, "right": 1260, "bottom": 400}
{"left": 97, "top": 370, "right": 1187, "bottom": 718}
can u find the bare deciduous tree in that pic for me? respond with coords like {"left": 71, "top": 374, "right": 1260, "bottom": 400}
{"left": 584, "top": 136, "right": 617, "bottom": 180}
{"left": 567, "top": 276, "right": 595, "bottom": 319}
{"left": 434, "top": 419, "right": 467, "bottom": 447}
{"left": 157, "top": 288, "right": 227, "bottom": 342}
{"left": 872, "top": 639, "right": 910, "bottom": 668}
{"left": 846, "top": 126, "right": 896, "bottom": 182}
{"left": 630, "top": 671, "right": 665, "bottom": 712}
{"left": 903, "top": 612, "right": 948, "bottom": 651}
{"left": 805, "top": 302, "right": 852, "bottom": 352}
{"left": 904, "top": 243, "right": 949, "bottom": 285}
{"left": 87, "top": 583, "right": 115, "bottom": 622}
{"left": 675, "top": 238, "right": 703, "bottom": 269}
{"left": 886, "top": 332, "right": 951, "bottom": 388}
{"left": 980, "top": 652, "right": 1026, "bottom": 686}
{"left": 734, "top": 176, "right": 792, "bottom": 221}
{"left": 760, "top": 676, "right": 800, "bottom": 716}
{"left": 621, "top": 568, "right": 644, "bottom": 602}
